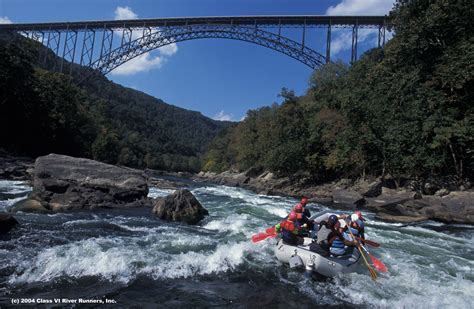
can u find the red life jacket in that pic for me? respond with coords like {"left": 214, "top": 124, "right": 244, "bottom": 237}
{"left": 280, "top": 220, "right": 296, "bottom": 232}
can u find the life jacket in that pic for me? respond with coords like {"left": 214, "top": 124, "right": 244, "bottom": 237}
{"left": 329, "top": 232, "right": 347, "bottom": 256}
{"left": 348, "top": 220, "right": 364, "bottom": 238}
{"left": 348, "top": 225, "right": 360, "bottom": 237}
{"left": 280, "top": 220, "right": 298, "bottom": 245}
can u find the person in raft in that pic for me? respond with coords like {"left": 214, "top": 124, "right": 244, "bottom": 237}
{"left": 293, "top": 203, "right": 312, "bottom": 236}
{"left": 328, "top": 219, "right": 358, "bottom": 257}
{"left": 309, "top": 214, "right": 339, "bottom": 256}
{"left": 346, "top": 211, "right": 366, "bottom": 239}
{"left": 274, "top": 211, "right": 305, "bottom": 246}
{"left": 299, "top": 197, "right": 311, "bottom": 218}
{"left": 294, "top": 198, "right": 315, "bottom": 233}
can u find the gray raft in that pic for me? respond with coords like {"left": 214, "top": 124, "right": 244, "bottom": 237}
{"left": 274, "top": 211, "right": 361, "bottom": 277}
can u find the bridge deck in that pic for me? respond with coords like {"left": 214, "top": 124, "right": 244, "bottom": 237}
{"left": 0, "top": 15, "right": 388, "bottom": 31}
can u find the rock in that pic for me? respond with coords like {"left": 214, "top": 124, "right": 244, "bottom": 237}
{"left": 9, "top": 198, "right": 50, "bottom": 213}
{"left": 353, "top": 178, "right": 383, "bottom": 197}
{"left": 332, "top": 188, "right": 365, "bottom": 209}
{"left": 434, "top": 188, "right": 450, "bottom": 197}
{"left": 152, "top": 189, "right": 208, "bottom": 224}
{"left": 366, "top": 189, "right": 418, "bottom": 214}
{"left": 371, "top": 192, "right": 474, "bottom": 224}
{"left": 244, "top": 166, "right": 263, "bottom": 178}
{"left": 375, "top": 213, "right": 428, "bottom": 223}
{"left": 261, "top": 172, "right": 275, "bottom": 181}
{"left": 31, "top": 154, "right": 149, "bottom": 211}
{"left": 148, "top": 178, "right": 184, "bottom": 190}
{"left": 0, "top": 149, "right": 34, "bottom": 181}
{"left": 0, "top": 214, "right": 18, "bottom": 234}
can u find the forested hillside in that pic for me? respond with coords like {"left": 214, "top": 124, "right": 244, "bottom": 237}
{"left": 203, "top": 0, "right": 473, "bottom": 183}
{"left": 0, "top": 34, "right": 231, "bottom": 172}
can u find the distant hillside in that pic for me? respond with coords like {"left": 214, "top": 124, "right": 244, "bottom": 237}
{"left": 0, "top": 33, "right": 232, "bottom": 172}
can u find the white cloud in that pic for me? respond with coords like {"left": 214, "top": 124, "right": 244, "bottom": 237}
{"left": 114, "top": 6, "right": 138, "bottom": 20}
{"left": 213, "top": 111, "right": 234, "bottom": 121}
{"left": 326, "top": 0, "right": 395, "bottom": 57}
{"left": 327, "top": 0, "right": 394, "bottom": 16}
{"left": 110, "top": 52, "right": 163, "bottom": 76}
{"left": 158, "top": 43, "right": 178, "bottom": 56}
{"left": 0, "top": 16, "right": 12, "bottom": 24}
{"left": 111, "top": 6, "right": 178, "bottom": 75}
{"left": 330, "top": 28, "right": 379, "bottom": 56}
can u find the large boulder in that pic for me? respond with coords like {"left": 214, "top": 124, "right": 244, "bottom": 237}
{"left": 0, "top": 214, "right": 18, "bottom": 234}
{"left": 29, "top": 154, "right": 150, "bottom": 211}
{"left": 9, "top": 198, "right": 51, "bottom": 213}
{"left": 368, "top": 190, "right": 474, "bottom": 224}
{"left": 332, "top": 188, "right": 365, "bottom": 209}
{"left": 366, "top": 188, "right": 419, "bottom": 214}
{"left": 152, "top": 189, "right": 209, "bottom": 224}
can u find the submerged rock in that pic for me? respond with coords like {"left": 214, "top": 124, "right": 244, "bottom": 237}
{"left": 28, "top": 154, "right": 150, "bottom": 211}
{"left": 152, "top": 189, "right": 208, "bottom": 224}
{"left": 0, "top": 214, "right": 18, "bottom": 234}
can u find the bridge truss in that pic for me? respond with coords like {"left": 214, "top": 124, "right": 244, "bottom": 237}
{"left": 0, "top": 15, "right": 389, "bottom": 76}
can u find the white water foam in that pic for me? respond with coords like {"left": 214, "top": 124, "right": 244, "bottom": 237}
{"left": 8, "top": 237, "right": 259, "bottom": 284}
{"left": 148, "top": 187, "right": 175, "bottom": 198}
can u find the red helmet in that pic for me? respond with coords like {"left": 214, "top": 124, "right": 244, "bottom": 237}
{"left": 300, "top": 197, "right": 309, "bottom": 205}
{"left": 288, "top": 211, "right": 297, "bottom": 222}
{"left": 355, "top": 210, "right": 365, "bottom": 221}
{"left": 294, "top": 203, "right": 303, "bottom": 213}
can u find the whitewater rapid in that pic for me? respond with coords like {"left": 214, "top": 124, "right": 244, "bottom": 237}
{"left": 0, "top": 180, "right": 472, "bottom": 307}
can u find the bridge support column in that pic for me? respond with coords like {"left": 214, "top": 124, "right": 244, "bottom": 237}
{"left": 98, "top": 26, "right": 114, "bottom": 69}
{"left": 351, "top": 21, "right": 358, "bottom": 64}
{"left": 80, "top": 26, "right": 96, "bottom": 67}
{"left": 326, "top": 21, "right": 331, "bottom": 63}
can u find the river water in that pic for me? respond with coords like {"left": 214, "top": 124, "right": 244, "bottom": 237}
{"left": 0, "top": 179, "right": 472, "bottom": 308}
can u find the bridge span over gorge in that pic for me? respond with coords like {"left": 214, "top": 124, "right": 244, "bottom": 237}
{"left": 0, "top": 15, "right": 390, "bottom": 76}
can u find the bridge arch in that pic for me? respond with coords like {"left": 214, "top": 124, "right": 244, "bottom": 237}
{"left": 93, "top": 24, "right": 327, "bottom": 75}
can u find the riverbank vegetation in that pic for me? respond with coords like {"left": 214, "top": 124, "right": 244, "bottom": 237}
{"left": 0, "top": 35, "right": 231, "bottom": 172}
{"left": 202, "top": 0, "right": 473, "bottom": 184}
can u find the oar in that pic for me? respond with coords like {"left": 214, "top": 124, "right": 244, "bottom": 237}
{"left": 354, "top": 236, "right": 380, "bottom": 248}
{"left": 251, "top": 231, "right": 277, "bottom": 243}
{"left": 266, "top": 227, "right": 275, "bottom": 234}
{"left": 360, "top": 245, "right": 388, "bottom": 273}
{"left": 347, "top": 228, "right": 378, "bottom": 281}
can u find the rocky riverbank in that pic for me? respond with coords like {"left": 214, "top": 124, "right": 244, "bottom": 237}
{"left": 193, "top": 170, "right": 474, "bottom": 224}
{"left": 1, "top": 151, "right": 472, "bottom": 225}
{"left": 0, "top": 149, "right": 34, "bottom": 181}
{"left": 2, "top": 153, "right": 206, "bottom": 225}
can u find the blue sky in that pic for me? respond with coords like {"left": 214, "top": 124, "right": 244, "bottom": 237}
{"left": 0, "top": 0, "right": 394, "bottom": 121}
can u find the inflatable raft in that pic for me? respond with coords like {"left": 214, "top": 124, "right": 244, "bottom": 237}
{"left": 274, "top": 211, "right": 361, "bottom": 277}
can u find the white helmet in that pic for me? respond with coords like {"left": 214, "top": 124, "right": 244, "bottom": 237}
{"left": 351, "top": 213, "right": 359, "bottom": 222}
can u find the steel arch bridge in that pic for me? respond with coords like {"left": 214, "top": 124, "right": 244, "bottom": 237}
{"left": 0, "top": 15, "right": 389, "bottom": 76}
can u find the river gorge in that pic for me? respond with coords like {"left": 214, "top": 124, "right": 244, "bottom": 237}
{"left": 0, "top": 179, "right": 472, "bottom": 307}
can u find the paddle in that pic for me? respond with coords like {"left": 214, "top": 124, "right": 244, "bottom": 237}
{"left": 347, "top": 227, "right": 378, "bottom": 281}
{"left": 266, "top": 227, "right": 276, "bottom": 234}
{"left": 251, "top": 230, "right": 277, "bottom": 243}
{"left": 360, "top": 245, "right": 388, "bottom": 273}
{"left": 354, "top": 236, "right": 380, "bottom": 248}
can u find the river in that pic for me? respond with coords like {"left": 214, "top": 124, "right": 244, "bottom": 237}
{"left": 0, "top": 179, "right": 472, "bottom": 308}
